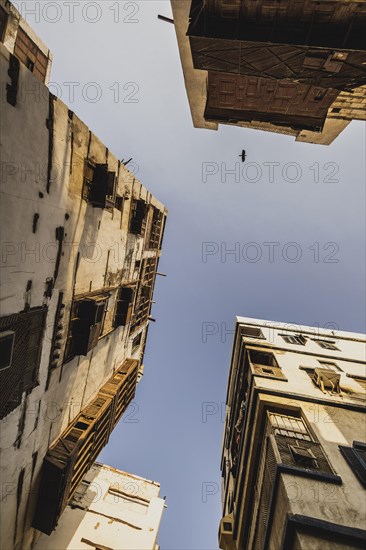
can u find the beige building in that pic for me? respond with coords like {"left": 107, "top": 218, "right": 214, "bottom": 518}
{"left": 220, "top": 317, "right": 366, "bottom": 549}
{"left": 171, "top": 0, "right": 366, "bottom": 144}
{"left": 34, "top": 463, "right": 166, "bottom": 550}
{"left": 0, "top": 3, "right": 167, "bottom": 548}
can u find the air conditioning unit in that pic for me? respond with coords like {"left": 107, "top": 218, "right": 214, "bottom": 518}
{"left": 219, "top": 513, "right": 234, "bottom": 550}
{"left": 314, "top": 368, "right": 341, "bottom": 393}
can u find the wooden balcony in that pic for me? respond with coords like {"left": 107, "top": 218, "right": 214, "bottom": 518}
{"left": 32, "top": 358, "right": 139, "bottom": 535}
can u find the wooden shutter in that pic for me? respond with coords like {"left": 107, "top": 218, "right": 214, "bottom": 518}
{"left": 33, "top": 359, "right": 139, "bottom": 534}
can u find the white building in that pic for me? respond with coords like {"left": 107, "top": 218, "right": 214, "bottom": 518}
{"left": 220, "top": 317, "right": 366, "bottom": 550}
{"left": 34, "top": 463, "right": 166, "bottom": 550}
{"left": 0, "top": 3, "right": 167, "bottom": 548}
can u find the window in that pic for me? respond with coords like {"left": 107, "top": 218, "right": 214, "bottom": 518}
{"left": 339, "top": 441, "right": 366, "bottom": 488}
{"left": 268, "top": 412, "right": 333, "bottom": 473}
{"left": 129, "top": 200, "right": 148, "bottom": 235}
{"left": 0, "top": 309, "right": 46, "bottom": 419}
{"left": 269, "top": 413, "right": 312, "bottom": 441}
{"left": 242, "top": 326, "right": 265, "bottom": 339}
{"left": 132, "top": 332, "right": 143, "bottom": 353}
{"left": 147, "top": 207, "right": 164, "bottom": 250}
{"left": 130, "top": 257, "right": 158, "bottom": 334}
{"left": 318, "top": 361, "right": 342, "bottom": 372}
{"left": 66, "top": 296, "right": 109, "bottom": 359}
{"left": 281, "top": 334, "right": 306, "bottom": 345}
{"left": 114, "top": 286, "right": 135, "bottom": 327}
{"left": 289, "top": 444, "right": 318, "bottom": 468}
{"left": 315, "top": 340, "right": 339, "bottom": 350}
{"left": 115, "top": 195, "right": 124, "bottom": 211}
{"left": 14, "top": 27, "right": 48, "bottom": 82}
{"left": 83, "top": 162, "right": 116, "bottom": 209}
{"left": 0, "top": 331, "right": 15, "bottom": 371}
{"left": 301, "top": 366, "right": 342, "bottom": 394}
{"left": 249, "top": 350, "right": 286, "bottom": 380}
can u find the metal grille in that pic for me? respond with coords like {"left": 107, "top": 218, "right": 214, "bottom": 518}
{"left": 0, "top": 308, "right": 47, "bottom": 419}
{"left": 14, "top": 27, "right": 48, "bottom": 82}
{"left": 268, "top": 412, "right": 312, "bottom": 441}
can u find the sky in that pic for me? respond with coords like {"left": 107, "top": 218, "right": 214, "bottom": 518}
{"left": 19, "top": 1, "right": 366, "bottom": 549}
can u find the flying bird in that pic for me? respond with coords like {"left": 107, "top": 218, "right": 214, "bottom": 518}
{"left": 239, "top": 150, "right": 247, "bottom": 163}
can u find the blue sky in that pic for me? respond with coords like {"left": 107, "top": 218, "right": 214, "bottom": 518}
{"left": 20, "top": 1, "right": 366, "bottom": 548}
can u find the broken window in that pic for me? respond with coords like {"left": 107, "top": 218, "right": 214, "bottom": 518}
{"left": 281, "top": 334, "right": 307, "bottom": 345}
{"left": 129, "top": 200, "right": 148, "bottom": 235}
{"left": 65, "top": 295, "right": 109, "bottom": 360}
{"left": 14, "top": 27, "right": 48, "bottom": 82}
{"left": 114, "top": 286, "right": 135, "bottom": 327}
{"left": 83, "top": 161, "right": 116, "bottom": 209}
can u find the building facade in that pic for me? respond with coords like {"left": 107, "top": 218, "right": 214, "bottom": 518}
{"left": 0, "top": 4, "right": 167, "bottom": 548}
{"left": 34, "top": 463, "right": 166, "bottom": 550}
{"left": 171, "top": 0, "right": 366, "bottom": 144}
{"left": 220, "top": 317, "right": 366, "bottom": 550}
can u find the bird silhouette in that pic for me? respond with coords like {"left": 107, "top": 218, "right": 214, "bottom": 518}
{"left": 239, "top": 150, "right": 247, "bottom": 163}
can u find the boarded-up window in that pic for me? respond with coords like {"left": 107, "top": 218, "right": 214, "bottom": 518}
{"left": 14, "top": 27, "right": 48, "bottom": 82}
